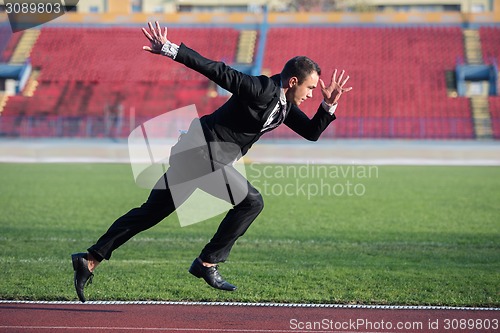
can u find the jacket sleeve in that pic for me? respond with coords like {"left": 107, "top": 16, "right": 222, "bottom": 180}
{"left": 174, "top": 43, "right": 272, "bottom": 103}
{"left": 284, "top": 104, "right": 336, "bottom": 141}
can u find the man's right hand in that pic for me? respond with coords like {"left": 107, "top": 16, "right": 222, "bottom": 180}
{"left": 142, "top": 21, "right": 168, "bottom": 54}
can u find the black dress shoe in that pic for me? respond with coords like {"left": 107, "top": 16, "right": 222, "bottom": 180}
{"left": 188, "top": 258, "right": 237, "bottom": 291}
{"left": 71, "top": 253, "right": 94, "bottom": 302}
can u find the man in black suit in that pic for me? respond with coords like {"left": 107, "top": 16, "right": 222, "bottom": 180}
{"left": 72, "top": 21, "right": 352, "bottom": 302}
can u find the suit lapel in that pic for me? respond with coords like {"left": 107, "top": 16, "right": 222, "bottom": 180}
{"left": 260, "top": 74, "right": 290, "bottom": 133}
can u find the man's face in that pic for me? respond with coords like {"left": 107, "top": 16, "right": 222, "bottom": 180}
{"left": 286, "top": 71, "right": 319, "bottom": 106}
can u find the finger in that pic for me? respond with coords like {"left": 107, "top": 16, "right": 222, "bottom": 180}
{"left": 319, "top": 78, "right": 326, "bottom": 90}
{"left": 163, "top": 26, "right": 168, "bottom": 39}
{"left": 142, "top": 46, "right": 153, "bottom": 52}
{"left": 337, "top": 70, "right": 345, "bottom": 85}
{"left": 148, "top": 22, "right": 158, "bottom": 38}
{"left": 341, "top": 75, "right": 350, "bottom": 87}
{"left": 343, "top": 87, "right": 353, "bottom": 92}
{"left": 331, "top": 69, "right": 337, "bottom": 85}
{"left": 155, "top": 21, "right": 162, "bottom": 36}
{"left": 142, "top": 27, "right": 153, "bottom": 41}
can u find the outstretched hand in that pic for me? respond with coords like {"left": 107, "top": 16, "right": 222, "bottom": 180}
{"left": 319, "top": 69, "right": 352, "bottom": 105}
{"left": 142, "top": 21, "right": 168, "bottom": 54}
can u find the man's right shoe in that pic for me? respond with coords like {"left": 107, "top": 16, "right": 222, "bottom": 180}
{"left": 188, "top": 258, "right": 237, "bottom": 291}
{"left": 71, "top": 253, "right": 94, "bottom": 303}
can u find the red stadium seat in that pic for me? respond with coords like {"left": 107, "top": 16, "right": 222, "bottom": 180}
{"left": 1, "top": 26, "right": 476, "bottom": 139}
{"left": 262, "top": 26, "right": 472, "bottom": 139}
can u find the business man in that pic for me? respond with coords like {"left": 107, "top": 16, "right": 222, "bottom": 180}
{"left": 71, "top": 21, "right": 352, "bottom": 302}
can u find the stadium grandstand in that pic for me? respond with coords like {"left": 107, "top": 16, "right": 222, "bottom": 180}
{"left": 0, "top": 0, "right": 499, "bottom": 139}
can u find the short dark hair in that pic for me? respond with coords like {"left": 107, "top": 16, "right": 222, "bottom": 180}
{"left": 281, "top": 56, "right": 321, "bottom": 84}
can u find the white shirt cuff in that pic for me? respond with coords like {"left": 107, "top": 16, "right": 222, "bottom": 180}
{"left": 321, "top": 100, "right": 338, "bottom": 115}
{"left": 161, "top": 41, "right": 179, "bottom": 59}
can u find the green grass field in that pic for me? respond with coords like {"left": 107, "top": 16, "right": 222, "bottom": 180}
{"left": 0, "top": 163, "right": 498, "bottom": 306}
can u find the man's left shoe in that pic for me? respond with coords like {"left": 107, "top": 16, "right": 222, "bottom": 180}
{"left": 188, "top": 258, "right": 237, "bottom": 291}
{"left": 71, "top": 253, "right": 94, "bottom": 303}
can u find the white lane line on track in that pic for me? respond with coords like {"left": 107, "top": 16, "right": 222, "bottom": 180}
{"left": 0, "top": 327, "right": 389, "bottom": 333}
{"left": 0, "top": 300, "right": 498, "bottom": 311}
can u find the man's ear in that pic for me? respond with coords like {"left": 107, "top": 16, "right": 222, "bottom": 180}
{"left": 288, "top": 77, "right": 298, "bottom": 88}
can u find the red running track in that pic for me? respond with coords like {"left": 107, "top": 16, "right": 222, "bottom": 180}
{"left": 0, "top": 301, "right": 498, "bottom": 333}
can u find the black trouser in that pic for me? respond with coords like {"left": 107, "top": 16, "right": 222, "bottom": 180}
{"left": 88, "top": 138, "right": 264, "bottom": 264}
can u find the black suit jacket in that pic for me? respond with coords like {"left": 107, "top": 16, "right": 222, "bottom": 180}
{"left": 174, "top": 43, "right": 336, "bottom": 157}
